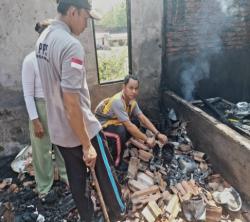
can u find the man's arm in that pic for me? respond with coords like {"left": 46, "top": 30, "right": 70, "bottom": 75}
{"left": 110, "top": 99, "right": 155, "bottom": 147}
{"left": 63, "top": 91, "right": 96, "bottom": 167}
{"left": 123, "top": 120, "right": 155, "bottom": 147}
{"left": 137, "top": 113, "right": 158, "bottom": 135}
{"left": 123, "top": 120, "right": 147, "bottom": 142}
{"left": 138, "top": 113, "right": 168, "bottom": 144}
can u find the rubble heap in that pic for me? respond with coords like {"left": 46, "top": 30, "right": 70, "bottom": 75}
{"left": 118, "top": 117, "right": 246, "bottom": 222}
{"left": 0, "top": 110, "right": 249, "bottom": 222}
{"left": 0, "top": 156, "right": 79, "bottom": 222}
{"left": 194, "top": 98, "right": 250, "bottom": 138}
{"left": 0, "top": 179, "right": 79, "bottom": 221}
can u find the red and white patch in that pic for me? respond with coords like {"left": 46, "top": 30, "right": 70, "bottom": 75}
{"left": 71, "top": 58, "right": 83, "bottom": 69}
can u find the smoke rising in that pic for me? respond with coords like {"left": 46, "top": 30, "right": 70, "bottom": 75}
{"left": 180, "top": 0, "right": 238, "bottom": 100}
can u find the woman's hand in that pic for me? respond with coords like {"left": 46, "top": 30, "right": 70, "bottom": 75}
{"left": 32, "top": 119, "right": 45, "bottom": 138}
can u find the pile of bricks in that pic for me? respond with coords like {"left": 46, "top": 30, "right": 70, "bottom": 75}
{"left": 119, "top": 121, "right": 246, "bottom": 222}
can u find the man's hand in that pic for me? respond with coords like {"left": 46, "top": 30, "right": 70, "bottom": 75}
{"left": 32, "top": 119, "right": 44, "bottom": 138}
{"left": 146, "top": 137, "right": 156, "bottom": 148}
{"left": 157, "top": 133, "right": 168, "bottom": 145}
{"left": 82, "top": 144, "right": 97, "bottom": 168}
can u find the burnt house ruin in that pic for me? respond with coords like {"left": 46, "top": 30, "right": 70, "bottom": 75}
{"left": 0, "top": 0, "right": 250, "bottom": 221}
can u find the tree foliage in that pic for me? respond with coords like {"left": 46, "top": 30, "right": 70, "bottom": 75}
{"left": 98, "top": 47, "right": 128, "bottom": 82}
{"left": 97, "top": 0, "right": 127, "bottom": 28}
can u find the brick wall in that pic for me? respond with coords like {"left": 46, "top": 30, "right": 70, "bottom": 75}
{"left": 166, "top": 0, "right": 250, "bottom": 55}
{"left": 164, "top": 0, "right": 250, "bottom": 102}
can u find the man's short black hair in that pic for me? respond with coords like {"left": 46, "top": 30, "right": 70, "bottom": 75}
{"left": 123, "top": 75, "right": 139, "bottom": 86}
{"left": 57, "top": 0, "right": 91, "bottom": 15}
{"left": 57, "top": 2, "right": 72, "bottom": 15}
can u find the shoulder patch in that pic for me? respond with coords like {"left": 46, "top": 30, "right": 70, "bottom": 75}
{"left": 71, "top": 58, "right": 83, "bottom": 69}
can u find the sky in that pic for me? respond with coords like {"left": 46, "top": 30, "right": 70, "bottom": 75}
{"left": 92, "top": 0, "right": 120, "bottom": 14}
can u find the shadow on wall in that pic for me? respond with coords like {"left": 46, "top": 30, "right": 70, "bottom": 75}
{"left": 135, "top": 38, "right": 162, "bottom": 118}
{"left": 0, "top": 87, "right": 25, "bottom": 108}
{"left": 0, "top": 87, "right": 29, "bottom": 157}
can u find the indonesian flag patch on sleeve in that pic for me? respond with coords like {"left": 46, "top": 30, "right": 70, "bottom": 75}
{"left": 71, "top": 58, "right": 83, "bottom": 69}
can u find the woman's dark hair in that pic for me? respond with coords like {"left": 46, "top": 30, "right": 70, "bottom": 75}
{"left": 123, "top": 75, "right": 139, "bottom": 86}
{"left": 35, "top": 19, "right": 52, "bottom": 34}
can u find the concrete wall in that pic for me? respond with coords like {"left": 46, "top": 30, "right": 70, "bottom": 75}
{"left": 131, "top": 0, "right": 163, "bottom": 118}
{"left": 164, "top": 91, "right": 250, "bottom": 201}
{"left": 0, "top": 0, "right": 58, "bottom": 156}
{"left": 164, "top": 0, "right": 250, "bottom": 102}
{"left": 0, "top": 1, "right": 57, "bottom": 90}
{"left": 0, "top": 0, "right": 121, "bottom": 157}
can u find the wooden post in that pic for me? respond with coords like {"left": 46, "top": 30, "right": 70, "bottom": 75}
{"left": 90, "top": 168, "right": 110, "bottom": 222}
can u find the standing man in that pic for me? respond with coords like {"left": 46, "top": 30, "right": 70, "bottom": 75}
{"left": 95, "top": 75, "right": 168, "bottom": 165}
{"left": 36, "top": 0, "right": 125, "bottom": 221}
